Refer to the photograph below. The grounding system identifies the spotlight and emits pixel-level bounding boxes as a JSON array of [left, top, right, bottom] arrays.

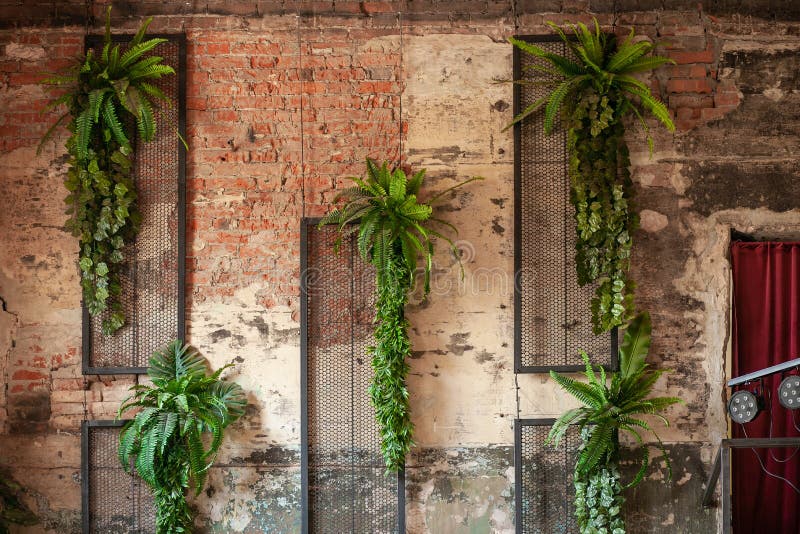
[[728, 389, 762, 424], [778, 376, 800, 409]]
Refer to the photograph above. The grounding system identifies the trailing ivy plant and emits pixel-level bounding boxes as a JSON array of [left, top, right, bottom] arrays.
[[118, 340, 246, 533], [508, 20, 675, 334], [546, 312, 681, 533], [41, 7, 175, 335], [320, 159, 481, 471]]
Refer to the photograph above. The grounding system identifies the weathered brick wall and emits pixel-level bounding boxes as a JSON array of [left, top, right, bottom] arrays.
[[2, 1, 800, 532]]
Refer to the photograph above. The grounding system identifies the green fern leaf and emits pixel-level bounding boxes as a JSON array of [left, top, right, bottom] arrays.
[[74, 108, 93, 161], [120, 37, 168, 69]]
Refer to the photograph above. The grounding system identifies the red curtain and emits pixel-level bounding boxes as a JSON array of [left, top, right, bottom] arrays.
[[731, 241, 800, 533]]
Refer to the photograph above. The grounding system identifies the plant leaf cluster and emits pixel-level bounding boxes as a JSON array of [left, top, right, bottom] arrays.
[[546, 312, 681, 533], [320, 159, 480, 471], [41, 7, 174, 335], [508, 20, 675, 333], [118, 340, 246, 533], [574, 460, 625, 534]]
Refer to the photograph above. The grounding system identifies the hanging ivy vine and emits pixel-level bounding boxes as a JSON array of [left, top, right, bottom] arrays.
[[40, 8, 175, 335], [508, 20, 675, 333], [320, 159, 481, 471]]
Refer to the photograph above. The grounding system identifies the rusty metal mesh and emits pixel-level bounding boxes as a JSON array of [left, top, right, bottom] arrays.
[[87, 424, 156, 533], [518, 421, 581, 533], [85, 36, 182, 371], [517, 38, 613, 369], [305, 224, 400, 533]]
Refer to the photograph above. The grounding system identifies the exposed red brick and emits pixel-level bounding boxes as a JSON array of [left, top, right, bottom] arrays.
[[12, 369, 48, 381]]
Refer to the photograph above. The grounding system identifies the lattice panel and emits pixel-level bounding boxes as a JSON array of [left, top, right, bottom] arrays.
[[82, 421, 156, 534], [514, 36, 616, 372], [302, 221, 403, 533], [83, 34, 185, 373], [515, 419, 581, 534]]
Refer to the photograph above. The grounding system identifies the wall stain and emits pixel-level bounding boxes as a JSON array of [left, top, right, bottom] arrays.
[[446, 333, 474, 356]]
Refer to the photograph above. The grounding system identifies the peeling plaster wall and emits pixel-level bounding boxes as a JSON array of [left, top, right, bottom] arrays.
[[2, 2, 800, 533]]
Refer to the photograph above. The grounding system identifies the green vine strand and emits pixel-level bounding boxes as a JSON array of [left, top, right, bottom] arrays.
[[568, 92, 637, 334], [41, 8, 174, 335], [369, 242, 414, 471]]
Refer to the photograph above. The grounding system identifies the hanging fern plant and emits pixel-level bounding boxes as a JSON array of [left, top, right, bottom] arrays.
[[118, 340, 246, 533], [508, 20, 675, 334], [547, 312, 681, 533], [40, 7, 176, 335], [320, 159, 481, 471]]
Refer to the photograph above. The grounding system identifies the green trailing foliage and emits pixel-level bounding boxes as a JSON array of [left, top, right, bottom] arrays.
[[320, 159, 481, 471], [546, 312, 681, 533], [0, 471, 39, 534], [508, 20, 675, 334], [40, 7, 175, 335], [117, 340, 246, 533]]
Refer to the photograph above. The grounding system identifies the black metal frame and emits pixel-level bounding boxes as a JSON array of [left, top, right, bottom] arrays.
[[515, 418, 579, 534], [82, 419, 154, 534], [81, 33, 186, 375], [300, 218, 405, 533], [512, 34, 618, 374], [702, 437, 800, 534]]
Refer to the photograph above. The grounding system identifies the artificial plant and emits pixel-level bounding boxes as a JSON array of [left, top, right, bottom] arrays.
[[546, 312, 681, 533], [41, 7, 176, 335], [117, 340, 246, 533], [320, 159, 481, 471], [0, 471, 38, 534], [508, 20, 675, 334]]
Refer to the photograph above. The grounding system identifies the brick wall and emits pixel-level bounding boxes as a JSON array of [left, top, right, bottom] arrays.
[[2, 2, 800, 532]]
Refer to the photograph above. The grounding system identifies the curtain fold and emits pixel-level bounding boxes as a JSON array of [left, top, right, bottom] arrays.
[[731, 241, 800, 534]]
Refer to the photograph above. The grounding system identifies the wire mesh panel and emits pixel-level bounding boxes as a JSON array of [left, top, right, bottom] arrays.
[[515, 419, 581, 534], [513, 36, 617, 373], [82, 421, 156, 534], [82, 34, 186, 374], [301, 219, 404, 533]]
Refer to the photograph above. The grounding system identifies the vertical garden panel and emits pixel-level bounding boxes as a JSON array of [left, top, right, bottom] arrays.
[[82, 421, 155, 534], [513, 35, 617, 373], [81, 33, 186, 374], [515, 419, 582, 534], [300, 219, 405, 533]]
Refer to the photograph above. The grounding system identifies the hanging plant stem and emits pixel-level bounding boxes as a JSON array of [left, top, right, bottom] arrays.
[[508, 20, 675, 333], [40, 7, 175, 335], [370, 242, 413, 471], [320, 159, 481, 470], [568, 103, 636, 333]]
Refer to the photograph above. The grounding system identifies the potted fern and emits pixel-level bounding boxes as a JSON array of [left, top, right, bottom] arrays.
[[117, 340, 246, 533], [508, 20, 675, 334], [547, 312, 681, 533], [41, 7, 177, 335], [320, 159, 480, 471]]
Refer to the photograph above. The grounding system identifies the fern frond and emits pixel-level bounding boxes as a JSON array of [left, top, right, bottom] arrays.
[[549, 371, 606, 409]]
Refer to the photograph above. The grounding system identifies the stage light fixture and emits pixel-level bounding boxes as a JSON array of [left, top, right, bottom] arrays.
[[728, 389, 762, 424], [778, 375, 800, 409]]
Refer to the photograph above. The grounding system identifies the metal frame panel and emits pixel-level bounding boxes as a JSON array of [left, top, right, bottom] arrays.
[[512, 34, 618, 374], [81, 33, 186, 375], [702, 437, 800, 534], [300, 218, 405, 533], [515, 418, 581, 534], [81, 420, 155, 534]]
